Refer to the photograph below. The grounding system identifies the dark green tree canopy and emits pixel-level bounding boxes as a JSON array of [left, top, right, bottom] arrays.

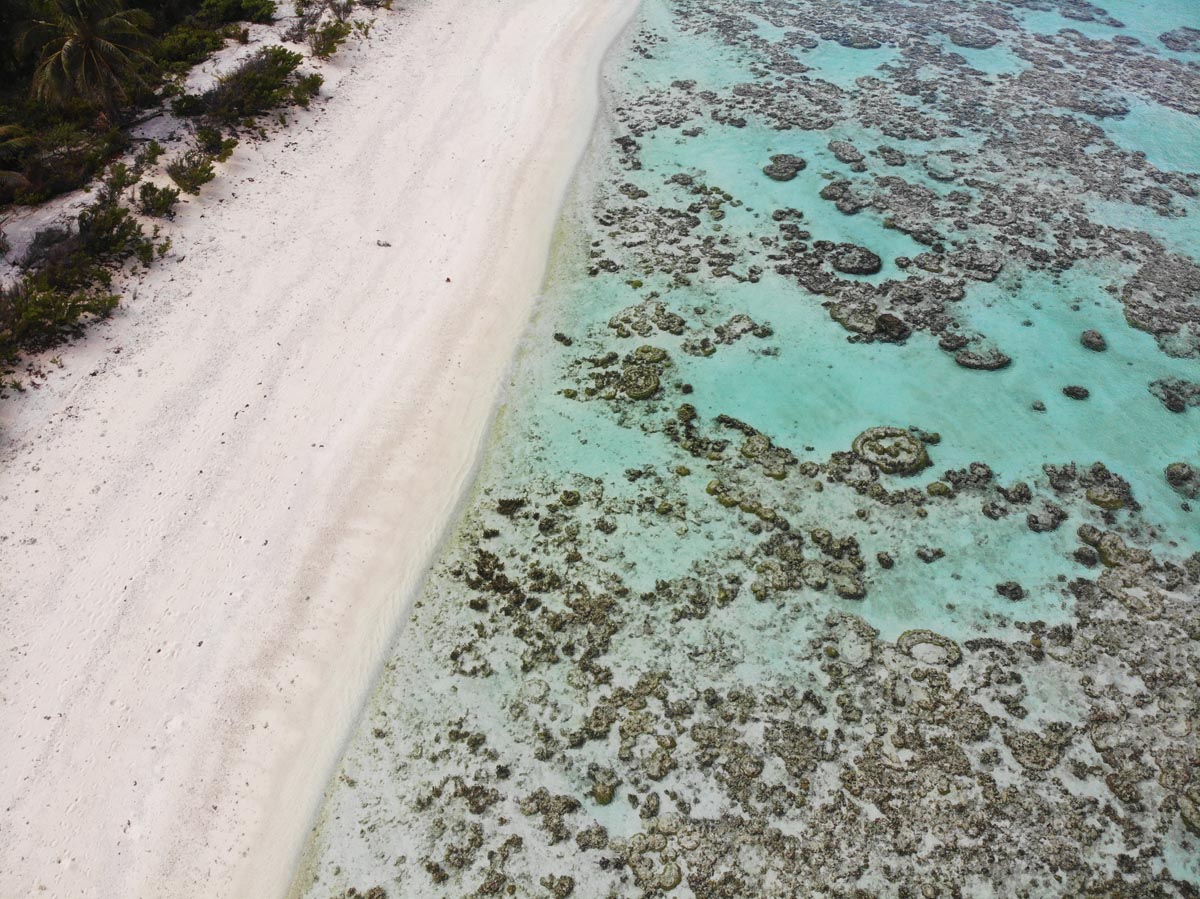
[[24, 0, 154, 117]]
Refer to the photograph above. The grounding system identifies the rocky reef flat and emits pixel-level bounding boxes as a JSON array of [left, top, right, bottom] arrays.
[[297, 0, 1200, 896]]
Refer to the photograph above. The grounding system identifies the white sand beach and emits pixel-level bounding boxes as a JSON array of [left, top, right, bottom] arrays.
[[0, 0, 637, 894]]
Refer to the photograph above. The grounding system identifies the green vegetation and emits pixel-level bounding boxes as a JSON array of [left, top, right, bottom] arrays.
[[25, 0, 155, 117], [156, 21, 225, 68], [195, 124, 236, 160], [174, 45, 306, 124], [1, 0, 366, 382], [2, 0, 200, 205], [292, 71, 323, 107], [1, 156, 169, 368], [165, 149, 213, 193], [137, 180, 179, 216], [0, 280, 118, 361], [308, 19, 350, 59], [196, 0, 274, 24]]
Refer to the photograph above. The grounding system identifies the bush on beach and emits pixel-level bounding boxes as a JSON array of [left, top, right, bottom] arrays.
[[138, 181, 181, 217], [198, 0, 276, 25], [173, 45, 306, 125], [0, 280, 118, 365], [195, 125, 238, 161], [1, 0, 362, 381], [292, 72, 323, 107], [308, 20, 351, 59], [1, 180, 167, 366], [156, 23, 228, 68], [166, 150, 216, 194]]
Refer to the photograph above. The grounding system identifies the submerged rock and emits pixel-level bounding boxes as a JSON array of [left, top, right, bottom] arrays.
[[1149, 378, 1200, 413], [620, 365, 661, 399], [851, 426, 932, 475], [949, 25, 1000, 49], [1181, 784, 1200, 837], [897, 629, 962, 666], [996, 581, 1026, 601], [830, 243, 882, 275], [1165, 462, 1200, 499], [828, 139, 864, 164], [1004, 723, 1073, 772], [955, 348, 1012, 371], [762, 154, 806, 181]]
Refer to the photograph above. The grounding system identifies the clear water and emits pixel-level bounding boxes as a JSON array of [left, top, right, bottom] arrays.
[[296, 1, 1200, 896]]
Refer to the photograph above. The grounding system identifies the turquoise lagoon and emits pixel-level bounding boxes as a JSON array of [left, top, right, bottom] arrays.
[[297, 1, 1200, 896]]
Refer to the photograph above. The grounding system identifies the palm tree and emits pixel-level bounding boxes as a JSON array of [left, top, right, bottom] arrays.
[[25, 0, 154, 119]]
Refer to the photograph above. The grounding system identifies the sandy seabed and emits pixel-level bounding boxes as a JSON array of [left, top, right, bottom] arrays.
[[0, 0, 639, 895]]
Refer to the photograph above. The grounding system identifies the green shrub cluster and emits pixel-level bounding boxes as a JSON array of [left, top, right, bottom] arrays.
[[292, 72, 323, 107], [175, 45, 305, 125], [1, 125, 130, 205], [0, 280, 119, 364], [195, 125, 238, 161], [138, 181, 180, 217], [166, 150, 216, 194], [0, 0, 291, 212], [198, 0, 276, 24], [308, 20, 351, 59], [1, 165, 169, 367], [135, 139, 165, 167], [1, 0, 363, 377], [157, 23, 227, 67]]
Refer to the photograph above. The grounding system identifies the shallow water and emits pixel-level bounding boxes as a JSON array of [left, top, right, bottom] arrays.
[[298, 1, 1200, 896]]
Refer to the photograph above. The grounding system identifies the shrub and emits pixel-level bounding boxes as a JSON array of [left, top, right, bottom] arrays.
[[166, 151, 216, 194], [283, 18, 307, 43], [199, 0, 276, 24], [157, 23, 226, 66], [0, 280, 118, 364], [80, 200, 153, 264], [171, 93, 208, 118], [138, 182, 181, 217], [195, 125, 239, 161], [14, 127, 129, 205], [176, 46, 305, 125], [308, 20, 351, 59], [135, 139, 166, 168], [292, 73, 323, 107], [101, 161, 141, 200], [21, 224, 74, 269]]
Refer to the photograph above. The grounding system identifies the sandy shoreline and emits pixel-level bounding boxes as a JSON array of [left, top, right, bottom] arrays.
[[0, 0, 638, 895]]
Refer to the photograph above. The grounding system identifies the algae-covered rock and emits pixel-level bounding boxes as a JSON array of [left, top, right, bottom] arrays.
[[621, 365, 661, 400], [995, 581, 1026, 601], [852, 426, 932, 475], [1181, 784, 1200, 837], [1003, 723, 1073, 772], [1086, 485, 1127, 510], [763, 153, 806, 181], [955, 348, 1012, 370], [830, 243, 882, 275], [828, 139, 865, 163], [1165, 461, 1199, 498], [897, 629, 962, 666], [832, 572, 866, 600]]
